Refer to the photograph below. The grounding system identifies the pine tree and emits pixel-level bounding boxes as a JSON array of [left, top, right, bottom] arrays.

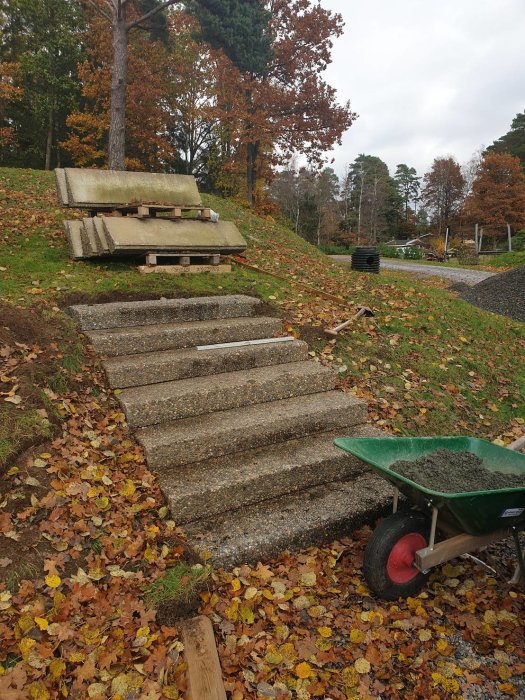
[[486, 112, 525, 169]]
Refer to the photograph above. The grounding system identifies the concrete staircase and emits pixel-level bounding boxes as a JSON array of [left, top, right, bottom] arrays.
[[69, 295, 392, 567]]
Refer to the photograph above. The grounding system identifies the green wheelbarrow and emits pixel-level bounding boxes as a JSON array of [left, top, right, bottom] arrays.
[[334, 436, 525, 600]]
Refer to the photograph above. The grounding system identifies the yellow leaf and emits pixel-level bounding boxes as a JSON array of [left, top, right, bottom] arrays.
[[19, 637, 36, 658], [27, 680, 50, 700], [354, 657, 371, 674], [308, 605, 326, 618], [119, 479, 136, 497], [136, 626, 150, 638], [18, 615, 34, 634], [347, 627, 365, 645], [143, 547, 157, 563], [68, 652, 86, 663], [244, 586, 258, 600], [34, 617, 48, 631], [264, 651, 283, 665], [316, 638, 332, 651], [162, 688, 180, 699], [231, 578, 241, 592], [295, 662, 315, 679], [225, 599, 239, 621], [300, 571, 316, 587], [95, 496, 110, 510], [88, 683, 107, 698], [498, 665, 512, 681], [45, 574, 61, 589], [279, 642, 296, 662], [49, 658, 66, 679], [317, 626, 332, 638], [239, 604, 254, 625], [419, 629, 432, 642]]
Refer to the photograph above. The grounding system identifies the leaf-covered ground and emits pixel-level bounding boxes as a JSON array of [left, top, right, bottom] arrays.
[[0, 168, 524, 698]]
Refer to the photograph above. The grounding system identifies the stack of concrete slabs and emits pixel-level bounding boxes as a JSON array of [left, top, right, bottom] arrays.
[[101, 217, 247, 255], [55, 168, 202, 209]]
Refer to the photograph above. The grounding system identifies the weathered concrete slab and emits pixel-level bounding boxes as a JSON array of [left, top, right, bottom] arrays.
[[159, 431, 370, 524], [63, 220, 86, 259], [55, 168, 69, 206], [103, 339, 309, 388], [101, 217, 247, 254], [80, 218, 100, 257], [69, 294, 263, 331], [90, 217, 111, 254], [118, 360, 337, 428], [63, 168, 202, 208], [86, 316, 282, 356], [183, 473, 393, 568], [137, 390, 368, 470]]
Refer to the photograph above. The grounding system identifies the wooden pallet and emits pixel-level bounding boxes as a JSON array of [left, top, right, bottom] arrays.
[[145, 252, 221, 267], [93, 204, 212, 220]]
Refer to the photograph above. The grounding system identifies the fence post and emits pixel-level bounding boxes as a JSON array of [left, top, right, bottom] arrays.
[[508, 223, 512, 252]]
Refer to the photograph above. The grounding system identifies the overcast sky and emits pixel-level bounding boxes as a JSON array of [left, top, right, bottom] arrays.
[[320, 0, 525, 178]]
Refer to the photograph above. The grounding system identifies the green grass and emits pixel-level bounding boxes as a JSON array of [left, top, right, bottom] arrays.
[[1, 166, 524, 447], [0, 406, 52, 466], [482, 250, 525, 268], [144, 563, 211, 607]]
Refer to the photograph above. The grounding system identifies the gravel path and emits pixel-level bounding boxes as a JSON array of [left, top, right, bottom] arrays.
[[330, 256, 495, 286]]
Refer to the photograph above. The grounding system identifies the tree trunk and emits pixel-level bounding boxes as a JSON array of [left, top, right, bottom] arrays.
[[45, 103, 54, 171], [246, 141, 259, 207], [108, 17, 128, 171]]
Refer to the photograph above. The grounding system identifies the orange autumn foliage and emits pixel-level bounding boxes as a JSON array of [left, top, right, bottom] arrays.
[[62, 13, 171, 171], [0, 62, 22, 147], [464, 152, 525, 229]]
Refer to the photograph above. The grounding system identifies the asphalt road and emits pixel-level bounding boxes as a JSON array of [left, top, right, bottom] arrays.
[[329, 256, 495, 286]]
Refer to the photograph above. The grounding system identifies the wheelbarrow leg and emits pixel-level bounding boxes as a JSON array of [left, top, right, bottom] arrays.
[[509, 528, 525, 589]]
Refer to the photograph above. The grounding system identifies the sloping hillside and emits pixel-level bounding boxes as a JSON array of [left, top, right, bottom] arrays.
[[1, 167, 523, 451]]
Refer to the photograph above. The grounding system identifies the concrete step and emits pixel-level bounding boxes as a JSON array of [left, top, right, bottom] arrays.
[[86, 316, 282, 357], [183, 473, 393, 568], [103, 340, 308, 388], [159, 426, 382, 525], [119, 361, 337, 428], [68, 294, 262, 331], [137, 390, 368, 470]]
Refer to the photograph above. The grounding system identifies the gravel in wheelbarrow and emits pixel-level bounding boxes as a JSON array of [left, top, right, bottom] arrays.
[[391, 448, 525, 493]]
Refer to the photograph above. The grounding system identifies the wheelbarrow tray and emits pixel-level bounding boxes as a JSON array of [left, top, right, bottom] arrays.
[[334, 436, 525, 536]]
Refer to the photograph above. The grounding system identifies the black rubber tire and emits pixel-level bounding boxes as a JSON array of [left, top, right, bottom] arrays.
[[363, 511, 431, 600]]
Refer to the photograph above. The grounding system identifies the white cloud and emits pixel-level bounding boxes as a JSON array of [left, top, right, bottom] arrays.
[[320, 0, 525, 177]]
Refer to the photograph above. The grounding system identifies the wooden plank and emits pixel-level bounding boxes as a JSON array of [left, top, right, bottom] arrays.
[[138, 264, 231, 275], [415, 530, 509, 570], [180, 616, 226, 700]]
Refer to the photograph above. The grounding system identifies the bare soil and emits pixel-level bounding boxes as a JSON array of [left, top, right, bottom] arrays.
[[391, 449, 525, 493]]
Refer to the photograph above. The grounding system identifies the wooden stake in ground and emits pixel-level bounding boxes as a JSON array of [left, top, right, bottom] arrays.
[[180, 616, 227, 700]]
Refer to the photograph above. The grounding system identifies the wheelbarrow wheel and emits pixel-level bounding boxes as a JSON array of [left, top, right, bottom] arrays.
[[363, 511, 431, 600]]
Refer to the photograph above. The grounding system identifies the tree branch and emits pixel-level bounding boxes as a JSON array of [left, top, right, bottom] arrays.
[[84, 0, 112, 21], [127, 0, 178, 29]]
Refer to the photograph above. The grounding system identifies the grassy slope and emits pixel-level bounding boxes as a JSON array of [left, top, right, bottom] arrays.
[[1, 167, 524, 449]]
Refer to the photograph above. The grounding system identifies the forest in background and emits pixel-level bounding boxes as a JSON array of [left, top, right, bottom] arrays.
[[0, 0, 524, 247]]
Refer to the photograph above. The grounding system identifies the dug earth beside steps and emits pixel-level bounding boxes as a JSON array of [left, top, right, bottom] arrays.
[[69, 293, 393, 568]]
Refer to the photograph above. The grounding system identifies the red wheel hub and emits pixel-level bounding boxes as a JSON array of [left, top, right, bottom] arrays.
[[386, 533, 427, 583]]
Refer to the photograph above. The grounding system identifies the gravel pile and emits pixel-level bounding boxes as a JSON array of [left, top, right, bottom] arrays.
[[391, 449, 525, 493], [461, 265, 525, 322]]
